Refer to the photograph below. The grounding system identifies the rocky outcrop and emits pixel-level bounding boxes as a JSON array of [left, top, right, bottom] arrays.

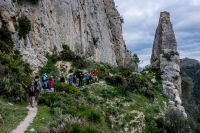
[[0, 0, 138, 70], [151, 11, 187, 117]]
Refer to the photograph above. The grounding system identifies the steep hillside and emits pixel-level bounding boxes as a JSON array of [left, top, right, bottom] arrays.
[[25, 47, 168, 132], [0, 0, 138, 70]]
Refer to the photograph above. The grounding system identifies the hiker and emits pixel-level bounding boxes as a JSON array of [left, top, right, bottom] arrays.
[[48, 76, 55, 92], [42, 73, 49, 89], [73, 74, 77, 85], [67, 75, 74, 85], [77, 72, 84, 87], [28, 76, 42, 108], [92, 69, 98, 82], [85, 71, 91, 85]]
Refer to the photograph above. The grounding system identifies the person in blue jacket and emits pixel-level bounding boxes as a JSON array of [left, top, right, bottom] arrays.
[[85, 71, 91, 85]]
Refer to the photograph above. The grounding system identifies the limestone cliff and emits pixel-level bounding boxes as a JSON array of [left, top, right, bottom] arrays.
[[0, 0, 138, 70], [151, 12, 187, 117]]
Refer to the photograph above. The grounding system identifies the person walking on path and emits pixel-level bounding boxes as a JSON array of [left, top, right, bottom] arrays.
[[42, 73, 49, 89], [77, 72, 84, 87], [28, 76, 42, 108], [92, 69, 98, 82], [68, 75, 74, 85], [85, 71, 91, 85], [48, 76, 55, 92]]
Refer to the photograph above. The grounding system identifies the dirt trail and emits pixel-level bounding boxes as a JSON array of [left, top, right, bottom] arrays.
[[11, 106, 38, 133]]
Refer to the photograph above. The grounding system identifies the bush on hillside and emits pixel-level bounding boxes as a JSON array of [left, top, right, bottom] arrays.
[[40, 54, 60, 77], [60, 48, 76, 61], [60, 45, 88, 69], [18, 16, 31, 40], [0, 26, 32, 101], [0, 40, 14, 53], [126, 73, 149, 91], [133, 54, 140, 63], [81, 109, 101, 123], [0, 25, 14, 53], [105, 75, 125, 87], [163, 109, 190, 133], [54, 82, 81, 95], [143, 67, 162, 81], [38, 93, 61, 107], [0, 51, 32, 101]]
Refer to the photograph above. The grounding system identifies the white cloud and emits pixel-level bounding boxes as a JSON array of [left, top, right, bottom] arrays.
[[114, 0, 200, 67]]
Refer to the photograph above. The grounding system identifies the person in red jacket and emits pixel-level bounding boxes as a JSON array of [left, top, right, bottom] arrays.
[[92, 69, 98, 82], [48, 76, 55, 92]]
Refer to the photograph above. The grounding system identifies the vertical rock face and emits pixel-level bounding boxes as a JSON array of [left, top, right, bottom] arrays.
[[0, 0, 138, 70], [151, 12, 177, 68], [151, 12, 187, 117]]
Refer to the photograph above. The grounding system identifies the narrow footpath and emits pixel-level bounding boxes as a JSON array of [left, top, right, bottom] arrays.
[[11, 106, 38, 133]]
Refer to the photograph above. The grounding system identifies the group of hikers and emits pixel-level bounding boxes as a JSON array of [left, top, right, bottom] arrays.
[[28, 69, 99, 107]]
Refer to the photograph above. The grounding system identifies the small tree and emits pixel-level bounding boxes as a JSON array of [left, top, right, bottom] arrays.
[[164, 109, 190, 133], [18, 16, 31, 40]]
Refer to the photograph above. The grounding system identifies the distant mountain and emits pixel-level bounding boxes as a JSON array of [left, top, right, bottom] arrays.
[[181, 58, 200, 103], [180, 58, 200, 132]]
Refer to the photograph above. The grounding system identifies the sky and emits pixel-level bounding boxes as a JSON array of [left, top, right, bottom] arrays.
[[114, 0, 200, 67]]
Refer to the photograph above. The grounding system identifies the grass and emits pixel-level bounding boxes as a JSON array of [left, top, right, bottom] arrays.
[[0, 98, 28, 133], [26, 106, 53, 133], [23, 81, 167, 133]]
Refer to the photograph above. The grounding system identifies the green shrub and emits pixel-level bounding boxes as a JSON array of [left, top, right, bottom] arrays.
[[106, 106, 118, 116], [0, 25, 14, 43], [67, 124, 100, 133], [60, 45, 88, 69], [0, 25, 14, 53], [126, 74, 146, 91], [133, 54, 140, 63], [54, 82, 68, 92], [81, 109, 101, 123], [0, 41, 14, 53], [60, 49, 76, 61], [162, 51, 179, 61], [38, 93, 61, 107], [66, 84, 82, 95], [72, 57, 88, 69], [138, 88, 155, 101], [18, 16, 31, 40], [105, 75, 125, 87], [39, 54, 60, 77], [143, 67, 162, 81], [163, 109, 190, 133], [54, 82, 81, 95], [0, 26, 32, 101], [0, 52, 32, 100]]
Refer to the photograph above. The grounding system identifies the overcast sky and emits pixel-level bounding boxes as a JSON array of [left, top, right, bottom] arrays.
[[114, 0, 200, 67]]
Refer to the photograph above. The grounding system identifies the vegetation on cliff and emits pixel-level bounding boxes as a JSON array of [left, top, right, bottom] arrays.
[[18, 16, 31, 40], [0, 25, 32, 101]]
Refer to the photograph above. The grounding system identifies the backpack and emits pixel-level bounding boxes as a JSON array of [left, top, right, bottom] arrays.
[[34, 81, 39, 91], [29, 81, 39, 93], [42, 75, 47, 82]]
